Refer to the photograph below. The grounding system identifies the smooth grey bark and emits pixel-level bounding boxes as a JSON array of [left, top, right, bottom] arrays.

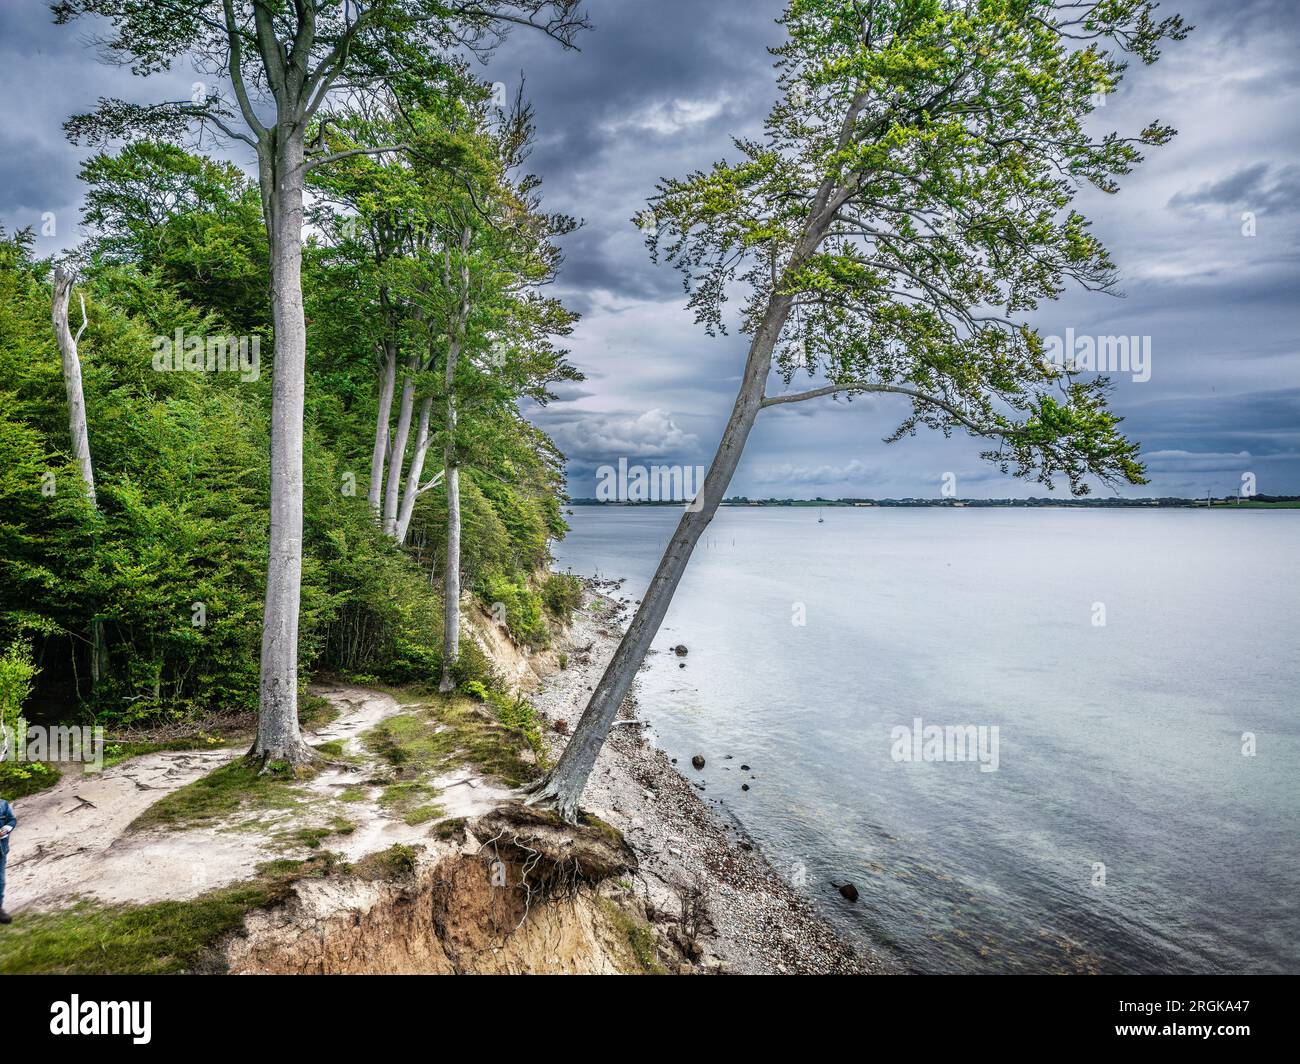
[[253, 130, 314, 764], [383, 350, 419, 536], [438, 458, 461, 693], [393, 393, 434, 545], [525, 295, 791, 819], [437, 230, 471, 692], [436, 332, 465, 692], [51, 268, 96, 506], [368, 336, 398, 516], [527, 163, 851, 818]]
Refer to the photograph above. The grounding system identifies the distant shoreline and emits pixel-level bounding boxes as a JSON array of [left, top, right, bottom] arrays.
[[566, 496, 1300, 509]]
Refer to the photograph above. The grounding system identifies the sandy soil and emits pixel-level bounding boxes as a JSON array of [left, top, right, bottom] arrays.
[[531, 584, 879, 974], [5, 602, 879, 974], [4, 683, 509, 912]]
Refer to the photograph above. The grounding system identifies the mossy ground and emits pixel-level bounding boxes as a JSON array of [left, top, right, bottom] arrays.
[[128, 758, 308, 832], [599, 897, 667, 975], [0, 854, 339, 975]]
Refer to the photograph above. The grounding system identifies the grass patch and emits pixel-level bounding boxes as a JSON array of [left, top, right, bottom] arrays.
[[0, 855, 337, 975], [272, 816, 355, 851], [298, 693, 340, 729], [600, 898, 666, 975], [129, 758, 306, 833], [100, 733, 229, 771], [377, 780, 443, 825], [350, 844, 420, 881]]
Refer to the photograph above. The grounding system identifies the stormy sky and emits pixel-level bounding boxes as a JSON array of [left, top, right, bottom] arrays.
[[3, 0, 1297, 499]]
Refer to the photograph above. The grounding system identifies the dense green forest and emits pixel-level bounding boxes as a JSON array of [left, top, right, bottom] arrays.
[[0, 76, 583, 757]]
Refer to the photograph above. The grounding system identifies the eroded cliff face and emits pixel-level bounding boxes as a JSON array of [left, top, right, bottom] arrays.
[[465, 598, 561, 692], [223, 807, 655, 976]]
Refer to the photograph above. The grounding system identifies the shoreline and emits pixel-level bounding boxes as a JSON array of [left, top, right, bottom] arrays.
[[529, 579, 881, 974]]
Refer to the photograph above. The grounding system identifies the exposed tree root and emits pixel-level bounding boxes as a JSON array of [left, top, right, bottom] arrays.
[[523, 773, 582, 825], [243, 739, 320, 776]]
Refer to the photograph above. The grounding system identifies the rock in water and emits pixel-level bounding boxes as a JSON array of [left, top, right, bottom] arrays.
[[672, 644, 689, 656], [691, 755, 706, 770], [838, 882, 859, 903]]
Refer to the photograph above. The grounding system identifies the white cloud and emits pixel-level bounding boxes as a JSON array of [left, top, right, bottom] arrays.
[[550, 408, 699, 461]]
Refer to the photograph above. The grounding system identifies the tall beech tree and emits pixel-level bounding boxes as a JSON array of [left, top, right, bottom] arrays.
[[54, 0, 587, 766], [314, 91, 577, 685], [528, 0, 1190, 820]]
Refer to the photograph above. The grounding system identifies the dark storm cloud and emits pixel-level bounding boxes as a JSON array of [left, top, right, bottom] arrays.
[[1169, 163, 1300, 214], [3, 0, 1297, 498]]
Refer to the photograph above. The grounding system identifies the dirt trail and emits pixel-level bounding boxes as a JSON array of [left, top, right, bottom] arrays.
[[5, 683, 510, 912]]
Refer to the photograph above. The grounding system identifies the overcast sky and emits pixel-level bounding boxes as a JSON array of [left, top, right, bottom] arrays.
[[3, 0, 1297, 499]]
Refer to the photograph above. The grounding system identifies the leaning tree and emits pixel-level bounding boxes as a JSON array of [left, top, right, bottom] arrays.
[[54, 0, 587, 766], [527, 0, 1190, 820]]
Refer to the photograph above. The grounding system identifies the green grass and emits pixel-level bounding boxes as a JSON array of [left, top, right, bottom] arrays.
[[272, 816, 356, 851], [100, 733, 230, 770], [350, 844, 419, 881], [0, 856, 336, 974], [599, 898, 666, 975], [129, 758, 307, 832]]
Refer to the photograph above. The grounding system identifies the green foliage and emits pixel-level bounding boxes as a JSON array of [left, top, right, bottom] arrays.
[[644, 0, 1188, 495], [541, 572, 583, 624], [480, 571, 548, 649], [0, 638, 38, 734], [0, 635, 60, 797]]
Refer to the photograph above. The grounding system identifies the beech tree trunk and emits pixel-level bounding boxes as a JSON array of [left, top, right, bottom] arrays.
[[253, 130, 314, 765], [383, 351, 419, 536], [437, 342, 462, 692], [51, 268, 96, 506], [394, 394, 434, 545], [528, 293, 795, 821], [368, 337, 398, 517]]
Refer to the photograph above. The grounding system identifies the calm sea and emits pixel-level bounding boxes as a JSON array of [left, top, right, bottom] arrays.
[[552, 506, 1300, 973]]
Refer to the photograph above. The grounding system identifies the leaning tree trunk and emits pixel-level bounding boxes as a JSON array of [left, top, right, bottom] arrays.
[[253, 130, 315, 766], [368, 337, 398, 517], [527, 294, 794, 821], [51, 268, 96, 506]]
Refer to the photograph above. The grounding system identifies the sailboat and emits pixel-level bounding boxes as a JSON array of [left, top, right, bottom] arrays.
[[818, 507, 825, 523]]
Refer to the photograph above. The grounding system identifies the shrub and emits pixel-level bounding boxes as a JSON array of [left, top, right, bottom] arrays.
[[541, 572, 583, 624]]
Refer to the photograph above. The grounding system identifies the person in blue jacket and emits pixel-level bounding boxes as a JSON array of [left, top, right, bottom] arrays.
[[0, 796, 15, 923]]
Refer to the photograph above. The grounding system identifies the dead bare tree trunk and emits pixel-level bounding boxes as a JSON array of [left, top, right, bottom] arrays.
[[51, 268, 96, 506], [52, 266, 107, 686], [252, 130, 315, 766]]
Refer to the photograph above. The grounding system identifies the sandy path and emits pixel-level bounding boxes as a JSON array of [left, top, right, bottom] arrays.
[[5, 683, 509, 912]]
